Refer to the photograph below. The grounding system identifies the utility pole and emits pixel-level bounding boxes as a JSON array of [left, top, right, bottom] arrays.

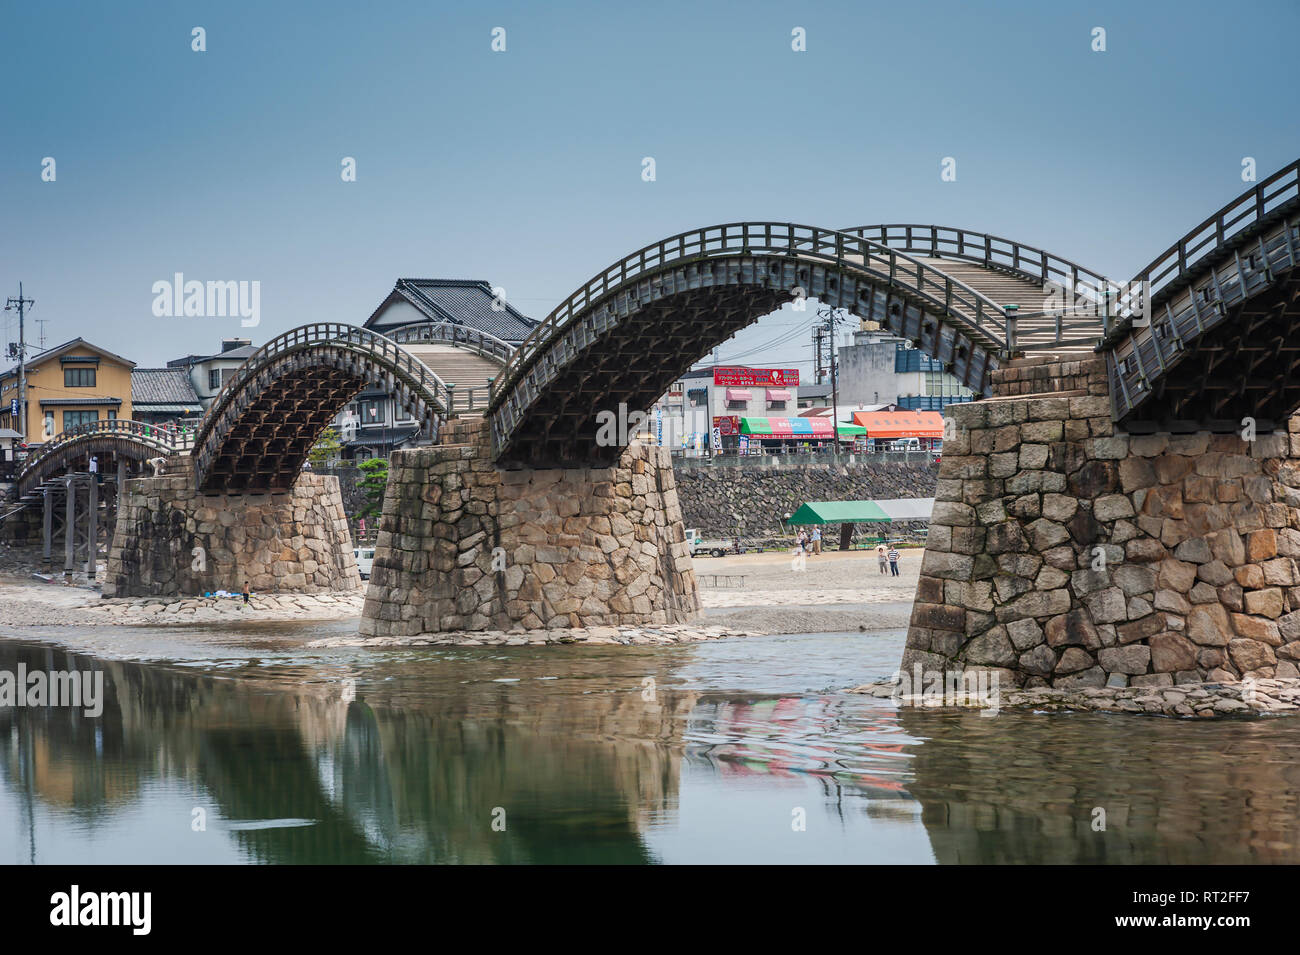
[[820, 305, 845, 455], [5, 283, 34, 441], [811, 326, 823, 383]]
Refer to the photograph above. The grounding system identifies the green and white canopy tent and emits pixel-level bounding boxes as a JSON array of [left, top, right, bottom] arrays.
[[787, 499, 935, 524], [787, 498, 935, 550]]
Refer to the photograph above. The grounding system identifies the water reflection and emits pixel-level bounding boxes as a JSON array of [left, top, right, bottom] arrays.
[[898, 707, 1300, 864], [0, 642, 705, 863], [2, 636, 1300, 863]]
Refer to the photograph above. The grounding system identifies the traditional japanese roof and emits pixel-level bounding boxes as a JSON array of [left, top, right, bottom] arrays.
[[365, 279, 539, 343], [132, 367, 203, 408]]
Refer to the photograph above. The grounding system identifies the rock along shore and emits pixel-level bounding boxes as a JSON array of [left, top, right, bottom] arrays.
[[308, 622, 762, 648], [0, 584, 365, 629], [850, 674, 1300, 718]]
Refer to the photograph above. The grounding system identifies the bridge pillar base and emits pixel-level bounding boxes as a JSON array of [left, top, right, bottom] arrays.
[[360, 418, 700, 636], [105, 456, 361, 597], [0, 505, 44, 546], [905, 357, 1300, 689]]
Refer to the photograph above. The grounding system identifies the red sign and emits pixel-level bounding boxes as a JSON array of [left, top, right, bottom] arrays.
[[713, 415, 740, 436], [712, 366, 799, 387]]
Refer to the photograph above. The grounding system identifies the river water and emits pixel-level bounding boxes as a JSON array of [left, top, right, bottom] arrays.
[[2, 621, 1299, 864]]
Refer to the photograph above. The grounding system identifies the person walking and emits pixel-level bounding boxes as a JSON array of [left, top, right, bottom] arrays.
[[876, 542, 888, 575], [888, 546, 900, 577], [811, 525, 822, 555], [242, 580, 251, 605], [796, 529, 807, 553]]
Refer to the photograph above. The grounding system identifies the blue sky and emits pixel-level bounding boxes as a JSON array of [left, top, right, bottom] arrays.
[[2, 0, 1297, 376]]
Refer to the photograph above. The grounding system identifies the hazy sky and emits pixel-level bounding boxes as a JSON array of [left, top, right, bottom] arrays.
[[3, 0, 1297, 378]]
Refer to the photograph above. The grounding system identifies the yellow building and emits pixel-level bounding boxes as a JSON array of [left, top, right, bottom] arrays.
[[0, 338, 135, 443]]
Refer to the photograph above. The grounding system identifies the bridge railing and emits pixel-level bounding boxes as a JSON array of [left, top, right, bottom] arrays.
[[487, 222, 1012, 406], [193, 322, 455, 457], [1107, 159, 1300, 334], [843, 223, 1112, 304], [14, 418, 194, 489], [845, 223, 1116, 351], [383, 321, 516, 364]]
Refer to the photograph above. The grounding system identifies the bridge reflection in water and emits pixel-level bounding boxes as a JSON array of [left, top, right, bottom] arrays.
[[3, 639, 1300, 864]]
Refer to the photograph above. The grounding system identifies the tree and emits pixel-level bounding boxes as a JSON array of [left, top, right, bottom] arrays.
[[358, 457, 389, 518], [308, 426, 343, 469]]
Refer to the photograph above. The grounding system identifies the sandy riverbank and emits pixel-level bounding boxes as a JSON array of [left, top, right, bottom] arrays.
[[694, 547, 921, 633], [0, 547, 921, 636]]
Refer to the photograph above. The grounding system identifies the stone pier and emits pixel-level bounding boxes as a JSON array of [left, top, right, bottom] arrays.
[[904, 355, 1300, 688], [359, 417, 700, 636], [105, 455, 361, 596]]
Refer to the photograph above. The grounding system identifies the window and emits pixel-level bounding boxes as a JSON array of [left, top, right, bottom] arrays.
[[44, 412, 54, 438], [107, 410, 117, 420], [64, 410, 97, 429], [64, 367, 96, 388], [358, 399, 384, 426], [208, 367, 235, 391]]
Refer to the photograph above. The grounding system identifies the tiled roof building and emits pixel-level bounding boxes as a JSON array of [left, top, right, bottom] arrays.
[[131, 367, 203, 422], [364, 279, 538, 344]]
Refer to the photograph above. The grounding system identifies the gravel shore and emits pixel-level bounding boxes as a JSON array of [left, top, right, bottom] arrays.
[[0, 575, 364, 627]]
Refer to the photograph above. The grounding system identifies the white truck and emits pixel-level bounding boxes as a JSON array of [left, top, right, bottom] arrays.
[[353, 546, 375, 579], [684, 528, 735, 558]]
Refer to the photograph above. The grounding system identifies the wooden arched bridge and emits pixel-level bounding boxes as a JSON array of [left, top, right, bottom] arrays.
[[14, 419, 194, 500], [1100, 159, 1300, 432], [483, 158, 1299, 466], [8, 323, 488, 513], [191, 323, 455, 492], [483, 221, 1113, 467], [8, 157, 1297, 488]]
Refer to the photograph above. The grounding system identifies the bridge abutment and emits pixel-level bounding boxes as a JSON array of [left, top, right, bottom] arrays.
[[105, 455, 361, 597], [359, 417, 700, 636], [905, 356, 1300, 688]]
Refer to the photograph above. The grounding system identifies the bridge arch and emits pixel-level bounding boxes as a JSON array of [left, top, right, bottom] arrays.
[[486, 222, 1027, 467], [383, 321, 514, 414], [1101, 158, 1300, 430], [15, 420, 191, 498], [192, 323, 452, 492]]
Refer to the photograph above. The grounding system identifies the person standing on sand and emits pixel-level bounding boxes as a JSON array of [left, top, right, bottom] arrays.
[[888, 546, 900, 577], [877, 542, 888, 575], [811, 525, 822, 555], [242, 581, 251, 605]]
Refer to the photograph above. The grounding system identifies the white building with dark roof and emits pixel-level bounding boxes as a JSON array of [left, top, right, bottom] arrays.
[[166, 338, 256, 409]]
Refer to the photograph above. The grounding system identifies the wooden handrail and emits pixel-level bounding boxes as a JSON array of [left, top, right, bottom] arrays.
[[486, 222, 1012, 409], [192, 323, 453, 459], [13, 419, 193, 494]]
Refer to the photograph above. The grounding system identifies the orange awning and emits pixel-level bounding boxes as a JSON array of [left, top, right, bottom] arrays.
[[852, 410, 944, 439]]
